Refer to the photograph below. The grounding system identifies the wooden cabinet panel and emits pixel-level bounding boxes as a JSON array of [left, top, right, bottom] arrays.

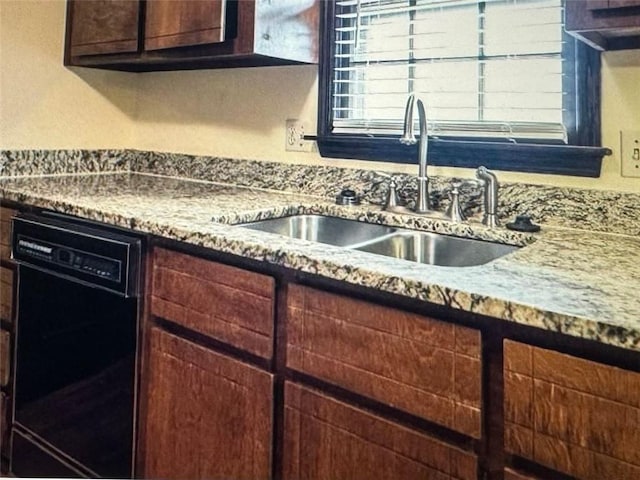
[[69, 0, 140, 57], [0, 330, 9, 388], [283, 382, 477, 480], [0, 207, 16, 263], [286, 285, 482, 438], [151, 247, 275, 359], [0, 392, 9, 460], [145, 0, 226, 51], [0, 267, 13, 322], [504, 340, 640, 479], [504, 468, 542, 480], [587, 0, 612, 9], [142, 327, 273, 480], [565, 0, 640, 50], [607, 0, 640, 9]]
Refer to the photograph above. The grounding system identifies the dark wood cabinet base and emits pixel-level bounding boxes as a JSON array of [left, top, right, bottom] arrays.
[[137, 239, 640, 480]]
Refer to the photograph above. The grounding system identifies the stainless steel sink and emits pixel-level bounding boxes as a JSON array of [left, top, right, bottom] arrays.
[[240, 214, 396, 247], [354, 231, 519, 267], [239, 214, 519, 267]]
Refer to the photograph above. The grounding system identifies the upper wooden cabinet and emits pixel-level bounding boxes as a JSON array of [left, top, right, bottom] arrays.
[[565, 0, 640, 50], [144, 0, 226, 51], [64, 0, 319, 71], [68, 0, 139, 57]]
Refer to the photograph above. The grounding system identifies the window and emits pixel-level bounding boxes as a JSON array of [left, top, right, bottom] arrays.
[[317, 0, 609, 177]]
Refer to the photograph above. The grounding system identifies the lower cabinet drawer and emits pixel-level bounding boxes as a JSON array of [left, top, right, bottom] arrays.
[[0, 266, 14, 322], [283, 382, 478, 480], [286, 284, 482, 438], [151, 247, 275, 359], [504, 340, 640, 479]]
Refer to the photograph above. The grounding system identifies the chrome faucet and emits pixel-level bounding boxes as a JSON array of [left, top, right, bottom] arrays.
[[400, 94, 431, 214], [476, 166, 499, 227]]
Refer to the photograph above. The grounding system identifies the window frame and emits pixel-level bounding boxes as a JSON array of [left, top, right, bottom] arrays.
[[316, 0, 610, 177]]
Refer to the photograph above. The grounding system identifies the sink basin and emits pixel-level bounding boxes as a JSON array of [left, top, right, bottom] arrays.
[[240, 214, 396, 247], [354, 231, 519, 267], [240, 214, 519, 267]]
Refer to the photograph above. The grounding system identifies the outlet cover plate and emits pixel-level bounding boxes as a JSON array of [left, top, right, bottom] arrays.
[[621, 130, 640, 178], [285, 119, 313, 152]]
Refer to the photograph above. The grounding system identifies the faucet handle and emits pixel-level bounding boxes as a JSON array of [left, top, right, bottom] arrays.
[[445, 179, 466, 222], [384, 179, 401, 209], [383, 178, 412, 213]]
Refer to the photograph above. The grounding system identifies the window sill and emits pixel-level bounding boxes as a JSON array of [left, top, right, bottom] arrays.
[[317, 135, 611, 178]]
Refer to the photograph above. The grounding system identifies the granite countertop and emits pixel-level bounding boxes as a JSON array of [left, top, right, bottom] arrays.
[[1, 172, 639, 353]]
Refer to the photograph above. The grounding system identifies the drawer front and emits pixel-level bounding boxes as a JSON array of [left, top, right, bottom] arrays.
[[286, 284, 482, 438], [504, 340, 640, 479], [0, 207, 17, 263], [284, 381, 478, 480], [0, 266, 14, 322], [0, 330, 10, 388], [151, 248, 275, 360]]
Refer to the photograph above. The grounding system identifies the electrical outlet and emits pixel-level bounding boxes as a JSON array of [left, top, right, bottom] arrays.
[[621, 130, 640, 178], [285, 119, 313, 152]]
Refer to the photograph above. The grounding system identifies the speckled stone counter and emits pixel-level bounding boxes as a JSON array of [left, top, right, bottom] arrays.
[[1, 172, 639, 354], [3, 149, 640, 236]]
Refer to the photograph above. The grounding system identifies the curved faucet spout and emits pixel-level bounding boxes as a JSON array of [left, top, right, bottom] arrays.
[[400, 94, 431, 213], [400, 95, 417, 145]]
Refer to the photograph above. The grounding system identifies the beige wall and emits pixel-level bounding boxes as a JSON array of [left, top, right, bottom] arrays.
[[0, 0, 137, 149], [1, 0, 639, 192]]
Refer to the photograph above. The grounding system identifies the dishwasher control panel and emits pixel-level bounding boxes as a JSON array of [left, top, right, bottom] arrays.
[[12, 213, 141, 297], [16, 236, 122, 282]]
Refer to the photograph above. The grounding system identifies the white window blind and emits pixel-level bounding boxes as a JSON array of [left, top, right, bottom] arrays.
[[332, 0, 567, 142]]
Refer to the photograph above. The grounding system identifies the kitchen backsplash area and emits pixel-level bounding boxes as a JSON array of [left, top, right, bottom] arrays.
[[0, 149, 133, 176], [2, 149, 639, 236]]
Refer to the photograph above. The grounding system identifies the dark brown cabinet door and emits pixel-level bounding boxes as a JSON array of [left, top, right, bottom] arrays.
[[504, 340, 640, 479], [68, 0, 140, 57], [283, 382, 478, 480], [145, 0, 226, 51], [141, 328, 273, 480]]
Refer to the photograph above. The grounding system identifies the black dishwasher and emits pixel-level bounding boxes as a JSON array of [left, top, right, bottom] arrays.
[[10, 212, 142, 478]]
